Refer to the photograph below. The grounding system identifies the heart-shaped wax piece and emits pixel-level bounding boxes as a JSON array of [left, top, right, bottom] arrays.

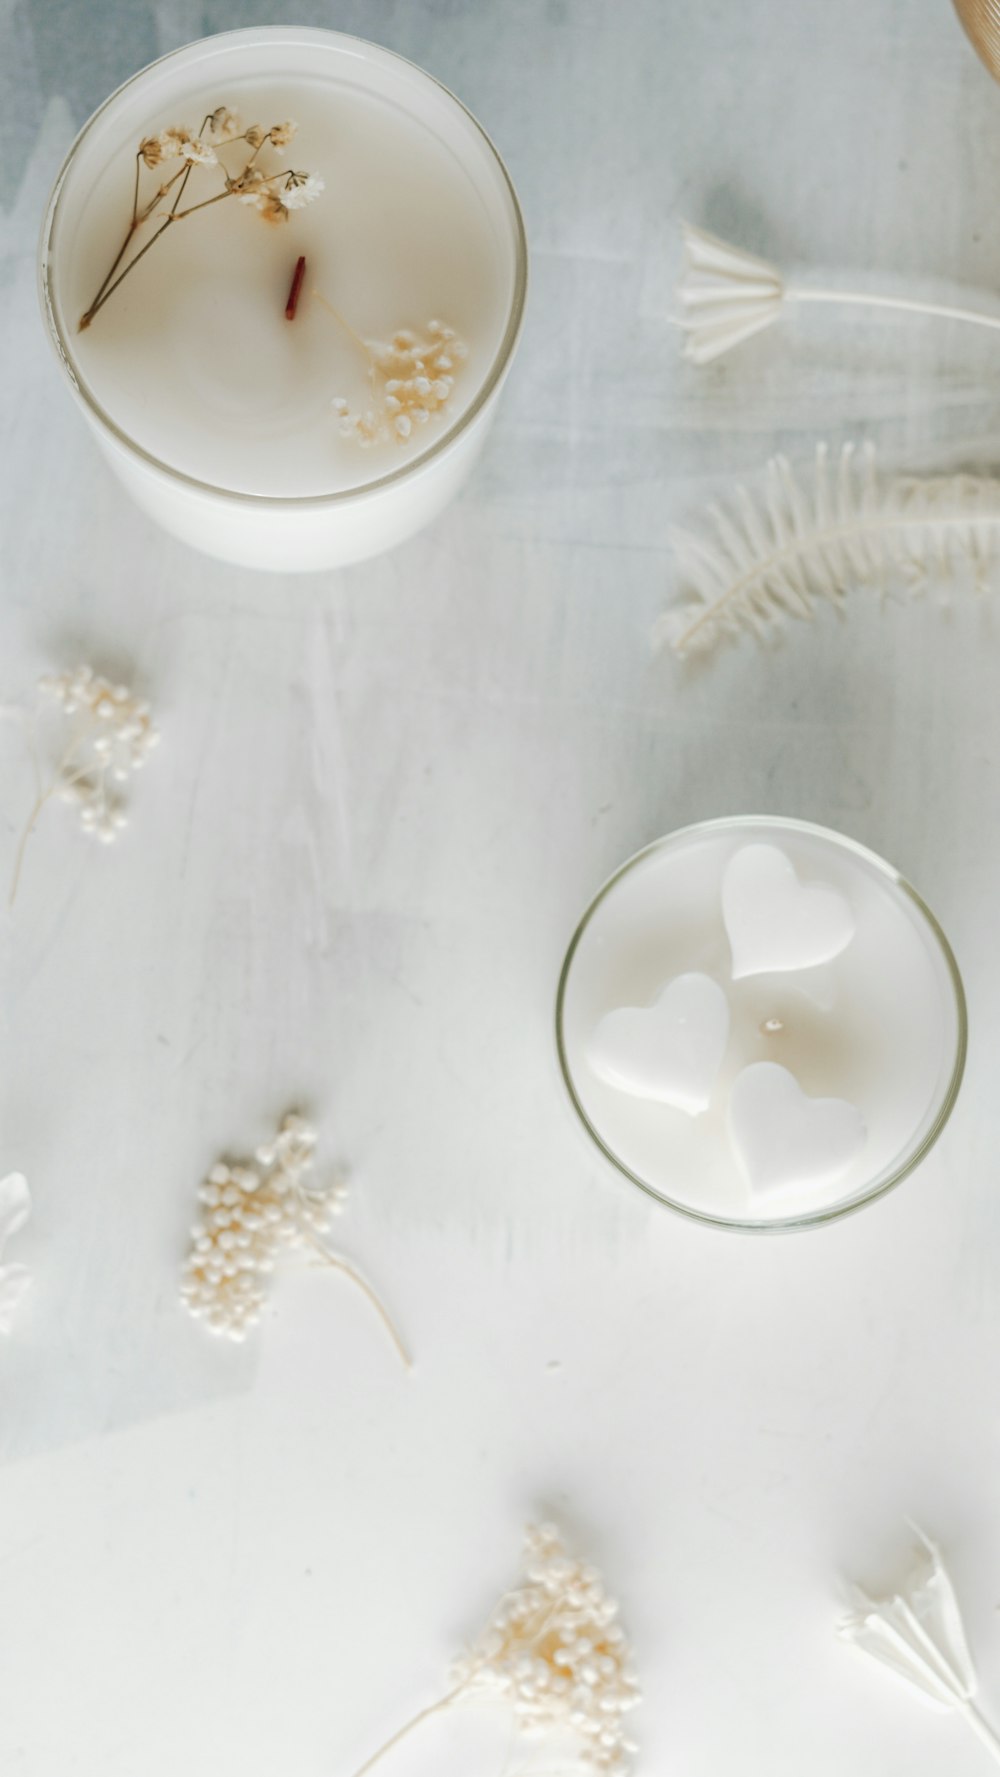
[[722, 842, 855, 979], [728, 1061, 866, 1200], [587, 972, 730, 1115]]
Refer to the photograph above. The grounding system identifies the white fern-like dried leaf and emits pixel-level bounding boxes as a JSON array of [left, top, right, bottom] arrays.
[[658, 442, 1000, 656], [839, 1526, 1000, 1767]]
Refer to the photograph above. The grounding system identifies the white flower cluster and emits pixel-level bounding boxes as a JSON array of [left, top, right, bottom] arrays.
[[333, 320, 467, 445], [40, 664, 158, 845], [140, 125, 218, 169], [453, 1524, 640, 1776], [238, 166, 325, 223], [179, 1113, 347, 1342]]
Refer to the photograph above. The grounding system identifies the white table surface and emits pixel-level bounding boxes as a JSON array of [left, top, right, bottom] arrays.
[[4, 1, 1000, 1772]]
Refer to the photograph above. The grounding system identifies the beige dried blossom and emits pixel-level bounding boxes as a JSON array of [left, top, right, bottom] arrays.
[[207, 105, 242, 143], [9, 664, 159, 904], [179, 1112, 410, 1366], [349, 1523, 640, 1777], [80, 104, 324, 329], [331, 319, 467, 447]]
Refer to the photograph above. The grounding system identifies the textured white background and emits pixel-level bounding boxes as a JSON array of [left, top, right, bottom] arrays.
[[4, 1, 1000, 1772]]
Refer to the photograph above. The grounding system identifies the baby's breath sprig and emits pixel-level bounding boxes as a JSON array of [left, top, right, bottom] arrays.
[[350, 1524, 640, 1777], [79, 107, 324, 331], [313, 291, 467, 447], [179, 1112, 410, 1368], [9, 665, 158, 906]]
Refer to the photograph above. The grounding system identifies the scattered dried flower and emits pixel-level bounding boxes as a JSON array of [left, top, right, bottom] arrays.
[[350, 1523, 639, 1777], [79, 106, 323, 330], [658, 441, 1000, 656], [9, 665, 158, 905], [328, 316, 467, 447], [0, 1173, 31, 1336], [179, 1112, 410, 1367], [839, 1525, 1000, 1767], [676, 220, 1000, 366]]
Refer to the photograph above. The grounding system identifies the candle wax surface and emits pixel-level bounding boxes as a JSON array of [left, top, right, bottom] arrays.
[[59, 78, 513, 496], [559, 824, 960, 1222]]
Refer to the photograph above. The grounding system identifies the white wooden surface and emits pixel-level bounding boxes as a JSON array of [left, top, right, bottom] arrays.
[[5, 2, 1000, 1772]]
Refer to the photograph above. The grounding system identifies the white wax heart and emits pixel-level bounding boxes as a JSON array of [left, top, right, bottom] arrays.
[[722, 842, 856, 979], [728, 1061, 866, 1200], [587, 972, 730, 1115]]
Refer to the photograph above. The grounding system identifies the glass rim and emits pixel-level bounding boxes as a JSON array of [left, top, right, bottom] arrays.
[[555, 815, 968, 1235], [37, 24, 528, 509]]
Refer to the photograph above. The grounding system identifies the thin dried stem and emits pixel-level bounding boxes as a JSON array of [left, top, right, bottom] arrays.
[[312, 287, 381, 405], [349, 1684, 468, 1777], [299, 1210, 411, 1371]]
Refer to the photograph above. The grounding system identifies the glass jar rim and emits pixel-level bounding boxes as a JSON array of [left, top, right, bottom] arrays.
[[555, 815, 968, 1234], [37, 25, 528, 509]]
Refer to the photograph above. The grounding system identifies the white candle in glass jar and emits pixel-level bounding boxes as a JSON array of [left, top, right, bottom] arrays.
[[39, 28, 526, 571], [556, 817, 966, 1230]]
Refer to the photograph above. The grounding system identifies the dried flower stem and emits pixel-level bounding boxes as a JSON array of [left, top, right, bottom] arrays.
[[295, 1202, 412, 1371], [78, 110, 323, 330], [349, 1684, 469, 1777], [792, 286, 1000, 334]]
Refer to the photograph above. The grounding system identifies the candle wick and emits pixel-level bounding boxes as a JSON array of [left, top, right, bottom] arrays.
[[285, 254, 307, 321]]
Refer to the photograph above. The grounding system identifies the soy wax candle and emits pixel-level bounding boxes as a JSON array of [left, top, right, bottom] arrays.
[[39, 28, 526, 570], [556, 817, 966, 1231]]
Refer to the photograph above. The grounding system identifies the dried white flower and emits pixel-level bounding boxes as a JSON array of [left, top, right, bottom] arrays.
[[839, 1526, 1000, 1766], [207, 106, 243, 144], [350, 1523, 639, 1777], [332, 319, 467, 447], [179, 1112, 409, 1366], [9, 665, 159, 904], [0, 1173, 32, 1335], [268, 120, 297, 151], [676, 220, 1000, 365], [675, 222, 785, 364], [279, 171, 325, 210]]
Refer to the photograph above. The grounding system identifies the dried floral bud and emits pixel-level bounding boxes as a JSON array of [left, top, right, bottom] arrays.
[[244, 123, 266, 149], [207, 106, 242, 143], [139, 135, 165, 168], [179, 1114, 408, 1365], [268, 120, 297, 150]]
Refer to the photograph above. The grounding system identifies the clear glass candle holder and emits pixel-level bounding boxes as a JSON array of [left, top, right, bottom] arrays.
[[556, 816, 967, 1233], [38, 27, 527, 572]]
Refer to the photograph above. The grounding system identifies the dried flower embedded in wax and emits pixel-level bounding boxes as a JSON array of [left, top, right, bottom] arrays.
[[9, 664, 158, 904], [330, 319, 468, 447], [79, 107, 324, 330], [179, 1111, 410, 1367], [349, 1523, 640, 1777]]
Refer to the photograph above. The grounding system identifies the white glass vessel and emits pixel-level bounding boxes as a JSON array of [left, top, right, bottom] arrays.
[[39, 28, 527, 571], [557, 817, 967, 1232]]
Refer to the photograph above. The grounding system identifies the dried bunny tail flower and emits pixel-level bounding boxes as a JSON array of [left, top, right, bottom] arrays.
[[179, 1112, 410, 1366], [268, 119, 297, 150], [349, 1523, 640, 1777], [10, 665, 159, 904]]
